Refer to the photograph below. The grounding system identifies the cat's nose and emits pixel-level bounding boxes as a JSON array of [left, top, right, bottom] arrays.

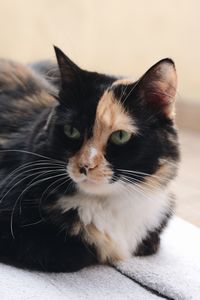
[[79, 163, 97, 175], [79, 166, 87, 175]]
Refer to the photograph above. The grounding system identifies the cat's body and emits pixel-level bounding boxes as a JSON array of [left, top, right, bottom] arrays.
[[0, 48, 179, 272]]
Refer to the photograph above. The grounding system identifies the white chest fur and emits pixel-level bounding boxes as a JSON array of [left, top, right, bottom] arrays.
[[56, 184, 170, 263]]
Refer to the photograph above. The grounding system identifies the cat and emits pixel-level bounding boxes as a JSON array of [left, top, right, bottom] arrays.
[[0, 47, 179, 272]]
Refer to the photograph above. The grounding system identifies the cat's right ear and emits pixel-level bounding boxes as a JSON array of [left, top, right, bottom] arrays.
[[135, 58, 177, 119], [54, 46, 82, 87]]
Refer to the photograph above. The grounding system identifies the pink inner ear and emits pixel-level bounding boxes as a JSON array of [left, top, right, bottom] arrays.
[[141, 60, 177, 118], [144, 82, 176, 118], [148, 80, 176, 104]]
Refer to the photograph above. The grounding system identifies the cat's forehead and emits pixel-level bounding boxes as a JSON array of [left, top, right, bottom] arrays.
[[70, 86, 138, 164], [76, 86, 137, 151], [95, 88, 136, 134]]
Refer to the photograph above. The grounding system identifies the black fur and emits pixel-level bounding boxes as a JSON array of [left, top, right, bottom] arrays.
[[0, 48, 179, 272]]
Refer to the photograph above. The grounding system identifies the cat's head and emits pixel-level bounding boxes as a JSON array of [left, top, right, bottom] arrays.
[[49, 47, 179, 196]]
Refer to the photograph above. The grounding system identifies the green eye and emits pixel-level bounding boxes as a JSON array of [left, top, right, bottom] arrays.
[[64, 124, 81, 140], [110, 130, 132, 145]]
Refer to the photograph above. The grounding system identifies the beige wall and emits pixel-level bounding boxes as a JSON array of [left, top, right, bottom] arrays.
[[0, 0, 199, 102]]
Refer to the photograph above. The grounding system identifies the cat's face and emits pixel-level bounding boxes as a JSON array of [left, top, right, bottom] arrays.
[[50, 47, 179, 196], [66, 86, 137, 195]]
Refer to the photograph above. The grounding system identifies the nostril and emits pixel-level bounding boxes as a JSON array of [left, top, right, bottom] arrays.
[[80, 166, 87, 175]]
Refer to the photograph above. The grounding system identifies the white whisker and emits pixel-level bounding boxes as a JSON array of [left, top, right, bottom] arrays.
[[2, 164, 66, 193], [21, 219, 43, 227], [0, 149, 64, 164], [0, 160, 66, 197], [0, 168, 65, 204], [119, 173, 161, 190], [118, 178, 153, 202], [117, 168, 170, 181], [39, 176, 71, 204], [10, 172, 67, 238]]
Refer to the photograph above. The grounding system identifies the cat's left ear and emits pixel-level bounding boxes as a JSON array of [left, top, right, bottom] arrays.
[[137, 58, 177, 119], [54, 46, 83, 87]]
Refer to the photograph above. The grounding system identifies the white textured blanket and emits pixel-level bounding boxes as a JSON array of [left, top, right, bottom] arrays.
[[116, 217, 200, 300], [0, 217, 199, 300]]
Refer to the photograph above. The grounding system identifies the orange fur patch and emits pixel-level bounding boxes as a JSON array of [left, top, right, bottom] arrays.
[[0, 60, 30, 89], [68, 89, 137, 182], [83, 223, 125, 263], [0, 59, 56, 108], [0, 137, 9, 145], [69, 221, 125, 263], [141, 159, 177, 191], [112, 78, 134, 86]]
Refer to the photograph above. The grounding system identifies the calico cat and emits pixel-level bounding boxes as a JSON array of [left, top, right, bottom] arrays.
[[0, 47, 179, 272]]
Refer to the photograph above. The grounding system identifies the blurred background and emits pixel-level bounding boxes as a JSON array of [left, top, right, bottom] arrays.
[[0, 0, 199, 225]]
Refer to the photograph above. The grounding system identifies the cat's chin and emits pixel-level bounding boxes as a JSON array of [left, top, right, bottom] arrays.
[[77, 179, 118, 196]]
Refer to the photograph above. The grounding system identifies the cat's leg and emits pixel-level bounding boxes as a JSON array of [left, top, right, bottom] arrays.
[[135, 200, 174, 256], [135, 230, 160, 256], [0, 226, 97, 272]]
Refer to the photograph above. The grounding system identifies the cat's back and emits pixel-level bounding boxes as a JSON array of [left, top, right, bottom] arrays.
[[0, 59, 56, 145], [0, 59, 56, 108]]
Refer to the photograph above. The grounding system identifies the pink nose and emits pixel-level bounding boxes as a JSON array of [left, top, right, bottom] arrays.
[[79, 162, 98, 175]]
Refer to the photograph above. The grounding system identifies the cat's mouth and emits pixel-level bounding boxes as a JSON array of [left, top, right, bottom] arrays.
[[75, 175, 111, 188], [80, 178, 100, 184], [67, 159, 116, 195], [68, 171, 116, 195], [77, 179, 116, 195]]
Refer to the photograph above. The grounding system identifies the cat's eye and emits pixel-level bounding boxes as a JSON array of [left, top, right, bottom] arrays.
[[110, 130, 132, 145], [64, 124, 81, 140]]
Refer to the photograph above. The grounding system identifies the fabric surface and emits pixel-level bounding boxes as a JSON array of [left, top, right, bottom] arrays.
[[0, 264, 161, 300], [0, 217, 199, 300], [116, 217, 200, 300]]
